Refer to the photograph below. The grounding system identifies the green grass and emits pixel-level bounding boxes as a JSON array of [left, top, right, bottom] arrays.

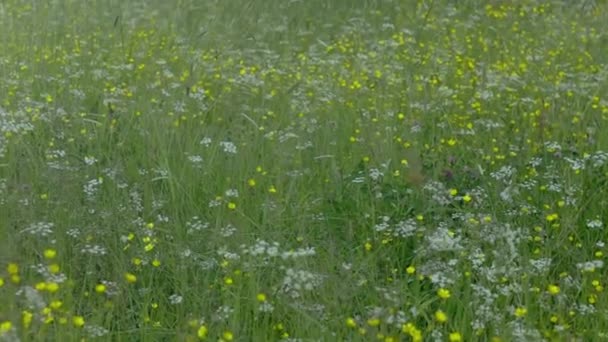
[[2, 0, 608, 341]]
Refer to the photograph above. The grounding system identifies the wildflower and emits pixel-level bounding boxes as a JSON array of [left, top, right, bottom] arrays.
[[402, 323, 422, 342], [0, 321, 12, 334], [547, 284, 560, 295], [22, 311, 33, 328], [588, 294, 597, 304], [48, 263, 60, 274], [514, 307, 528, 317], [44, 249, 57, 259], [7, 263, 18, 275], [462, 194, 472, 203], [197, 325, 208, 339], [367, 317, 380, 327], [222, 331, 234, 341], [50, 300, 63, 309], [346, 317, 357, 328], [256, 293, 267, 302], [95, 284, 106, 294], [73, 316, 85, 327], [435, 310, 448, 323], [406, 265, 416, 274], [125, 272, 137, 283], [437, 288, 451, 299], [46, 282, 59, 293], [227, 202, 236, 210], [449, 332, 463, 342]]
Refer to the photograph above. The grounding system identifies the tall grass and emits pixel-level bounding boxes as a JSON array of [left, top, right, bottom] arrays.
[[2, 0, 608, 341]]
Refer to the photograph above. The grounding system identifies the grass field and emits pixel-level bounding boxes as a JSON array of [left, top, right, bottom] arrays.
[[2, 0, 608, 341]]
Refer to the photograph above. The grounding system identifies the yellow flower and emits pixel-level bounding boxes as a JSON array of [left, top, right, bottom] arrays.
[[406, 266, 416, 275], [46, 282, 59, 293], [449, 332, 463, 342], [125, 272, 137, 283], [48, 263, 60, 274], [7, 263, 18, 275], [514, 307, 527, 317], [95, 284, 106, 294], [22, 311, 33, 328], [402, 323, 422, 342], [462, 194, 472, 203], [50, 300, 63, 310], [222, 331, 234, 341], [0, 321, 12, 333], [256, 293, 267, 302], [437, 288, 451, 299], [72, 316, 85, 327], [43, 249, 57, 259], [546, 213, 559, 222], [434, 310, 447, 323], [227, 202, 236, 210], [197, 325, 208, 339], [547, 284, 560, 295], [367, 318, 380, 327], [345, 317, 357, 328]]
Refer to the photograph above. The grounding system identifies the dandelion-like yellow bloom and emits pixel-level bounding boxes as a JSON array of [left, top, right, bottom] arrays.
[[197, 325, 208, 340], [44, 249, 57, 259], [95, 284, 106, 293], [7, 263, 18, 275], [402, 323, 422, 342], [514, 307, 527, 317], [367, 318, 380, 327], [449, 332, 463, 342], [0, 321, 12, 334], [547, 284, 560, 295], [437, 288, 451, 299], [46, 282, 59, 293], [22, 311, 33, 328], [125, 272, 137, 283], [345, 317, 357, 328], [434, 310, 448, 323], [72, 316, 85, 327], [222, 331, 234, 341]]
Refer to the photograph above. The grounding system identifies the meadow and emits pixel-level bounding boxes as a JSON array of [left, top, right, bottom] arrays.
[[1, 0, 608, 341]]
